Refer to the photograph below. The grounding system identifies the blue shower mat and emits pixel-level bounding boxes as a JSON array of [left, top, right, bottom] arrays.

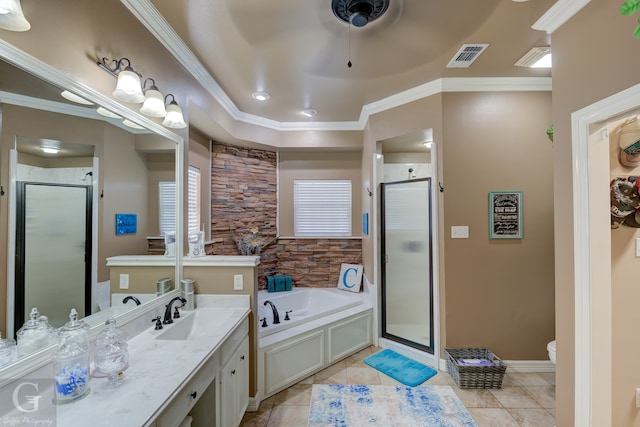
[[364, 349, 437, 387]]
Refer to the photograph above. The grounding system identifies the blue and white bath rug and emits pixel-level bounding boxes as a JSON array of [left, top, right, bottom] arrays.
[[308, 384, 478, 427]]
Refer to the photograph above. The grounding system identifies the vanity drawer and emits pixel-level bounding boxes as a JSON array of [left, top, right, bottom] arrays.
[[221, 318, 248, 364], [156, 356, 216, 427]]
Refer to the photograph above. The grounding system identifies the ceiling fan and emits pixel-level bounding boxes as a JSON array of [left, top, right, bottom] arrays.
[[331, 0, 390, 28]]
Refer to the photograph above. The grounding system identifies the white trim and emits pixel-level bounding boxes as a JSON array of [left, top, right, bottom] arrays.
[[430, 143, 441, 369], [378, 337, 438, 368], [6, 149, 17, 337], [505, 360, 556, 374], [571, 82, 640, 427], [121, 0, 552, 134], [532, 0, 592, 34]]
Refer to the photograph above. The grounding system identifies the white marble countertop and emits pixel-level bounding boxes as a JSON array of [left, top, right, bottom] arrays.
[[1, 296, 250, 426]]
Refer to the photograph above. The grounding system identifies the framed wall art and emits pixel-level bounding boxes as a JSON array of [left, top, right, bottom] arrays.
[[489, 191, 522, 239]]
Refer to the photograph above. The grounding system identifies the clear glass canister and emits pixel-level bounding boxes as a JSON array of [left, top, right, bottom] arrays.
[[17, 308, 50, 357], [59, 308, 90, 349], [93, 318, 129, 386], [53, 337, 90, 404], [0, 331, 16, 367]]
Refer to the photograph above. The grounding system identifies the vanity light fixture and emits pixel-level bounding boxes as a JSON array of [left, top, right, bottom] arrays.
[[302, 109, 317, 118], [0, 0, 30, 31], [252, 91, 270, 101], [97, 57, 145, 103], [139, 78, 167, 118], [162, 94, 187, 129], [60, 90, 94, 106]]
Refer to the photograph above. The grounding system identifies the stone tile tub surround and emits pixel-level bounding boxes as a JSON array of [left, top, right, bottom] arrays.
[[0, 294, 250, 426]]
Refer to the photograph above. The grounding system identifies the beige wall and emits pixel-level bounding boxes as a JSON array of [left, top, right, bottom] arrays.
[[279, 151, 363, 237], [551, 1, 640, 425], [361, 91, 554, 361], [441, 91, 554, 359]]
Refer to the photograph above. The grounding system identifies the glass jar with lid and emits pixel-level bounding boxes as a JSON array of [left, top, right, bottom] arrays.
[[52, 336, 90, 404], [93, 318, 129, 386], [17, 308, 50, 357], [58, 308, 89, 349]]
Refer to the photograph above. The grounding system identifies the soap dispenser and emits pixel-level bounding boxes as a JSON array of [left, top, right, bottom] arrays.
[[59, 308, 90, 350], [17, 308, 50, 357], [93, 318, 129, 386]]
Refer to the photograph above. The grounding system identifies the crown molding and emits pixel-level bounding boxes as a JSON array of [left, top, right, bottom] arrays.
[[532, 0, 592, 34], [122, 0, 553, 134]]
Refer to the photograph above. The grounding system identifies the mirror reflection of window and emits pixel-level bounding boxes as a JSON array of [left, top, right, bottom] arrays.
[[159, 165, 201, 236]]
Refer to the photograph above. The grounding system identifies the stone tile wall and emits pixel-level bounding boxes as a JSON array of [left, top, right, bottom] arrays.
[[208, 142, 362, 289]]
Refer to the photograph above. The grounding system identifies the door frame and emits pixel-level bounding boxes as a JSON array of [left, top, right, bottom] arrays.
[[380, 177, 434, 354], [6, 149, 99, 337], [572, 82, 640, 426]]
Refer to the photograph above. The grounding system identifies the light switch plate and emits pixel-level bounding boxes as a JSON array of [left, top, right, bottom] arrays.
[[234, 274, 243, 291], [119, 273, 129, 289], [451, 226, 469, 239], [636, 388, 640, 407]]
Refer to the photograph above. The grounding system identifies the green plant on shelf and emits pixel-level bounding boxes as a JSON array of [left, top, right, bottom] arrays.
[[620, 0, 640, 39]]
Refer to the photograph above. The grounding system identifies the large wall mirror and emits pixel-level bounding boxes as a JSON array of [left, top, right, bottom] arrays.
[[0, 43, 184, 368]]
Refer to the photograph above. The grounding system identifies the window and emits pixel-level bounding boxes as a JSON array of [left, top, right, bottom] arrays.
[[158, 166, 201, 236], [294, 180, 352, 237], [187, 166, 201, 234], [158, 181, 176, 236]]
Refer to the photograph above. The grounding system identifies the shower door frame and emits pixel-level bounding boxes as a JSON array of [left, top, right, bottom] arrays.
[[380, 177, 435, 354]]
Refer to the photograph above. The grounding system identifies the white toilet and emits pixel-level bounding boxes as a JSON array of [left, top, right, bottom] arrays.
[[547, 340, 556, 364]]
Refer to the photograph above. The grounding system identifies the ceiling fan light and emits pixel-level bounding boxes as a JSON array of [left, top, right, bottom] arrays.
[[140, 88, 167, 117], [0, 0, 30, 31], [162, 101, 187, 129], [112, 69, 145, 103]]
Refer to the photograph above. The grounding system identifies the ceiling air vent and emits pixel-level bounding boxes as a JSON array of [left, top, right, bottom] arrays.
[[446, 44, 489, 68]]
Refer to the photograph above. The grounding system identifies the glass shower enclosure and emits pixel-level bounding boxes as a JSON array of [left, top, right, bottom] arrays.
[[380, 178, 434, 353]]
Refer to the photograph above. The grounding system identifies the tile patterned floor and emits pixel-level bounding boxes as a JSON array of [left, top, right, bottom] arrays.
[[240, 346, 556, 427]]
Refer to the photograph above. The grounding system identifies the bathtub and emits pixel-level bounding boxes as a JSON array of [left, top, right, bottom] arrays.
[[257, 287, 364, 338], [257, 286, 373, 400]]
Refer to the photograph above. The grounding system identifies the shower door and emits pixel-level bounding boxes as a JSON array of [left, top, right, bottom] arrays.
[[14, 182, 92, 332], [380, 178, 433, 353]]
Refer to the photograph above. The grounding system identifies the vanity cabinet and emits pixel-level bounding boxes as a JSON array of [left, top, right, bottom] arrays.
[[220, 335, 249, 427]]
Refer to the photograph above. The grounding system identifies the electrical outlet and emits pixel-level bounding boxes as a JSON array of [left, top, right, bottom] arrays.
[[234, 274, 243, 291], [119, 273, 129, 289]]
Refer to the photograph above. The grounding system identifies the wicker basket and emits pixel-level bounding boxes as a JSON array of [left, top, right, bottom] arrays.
[[445, 348, 507, 389]]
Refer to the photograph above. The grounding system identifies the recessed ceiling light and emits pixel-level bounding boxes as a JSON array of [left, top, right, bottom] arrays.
[[61, 90, 94, 105], [252, 91, 270, 101], [302, 109, 317, 117], [96, 107, 122, 119], [41, 146, 60, 154]]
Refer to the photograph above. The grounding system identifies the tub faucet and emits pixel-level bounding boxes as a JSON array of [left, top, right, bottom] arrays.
[[263, 300, 280, 324], [163, 296, 186, 324], [122, 295, 141, 306]]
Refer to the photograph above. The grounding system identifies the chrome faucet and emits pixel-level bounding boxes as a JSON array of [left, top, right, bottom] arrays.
[[263, 300, 280, 324], [122, 295, 141, 306], [163, 296, 186, 324]]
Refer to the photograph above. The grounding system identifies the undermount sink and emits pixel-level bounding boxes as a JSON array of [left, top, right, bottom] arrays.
[[156, 308, 237, 341]]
